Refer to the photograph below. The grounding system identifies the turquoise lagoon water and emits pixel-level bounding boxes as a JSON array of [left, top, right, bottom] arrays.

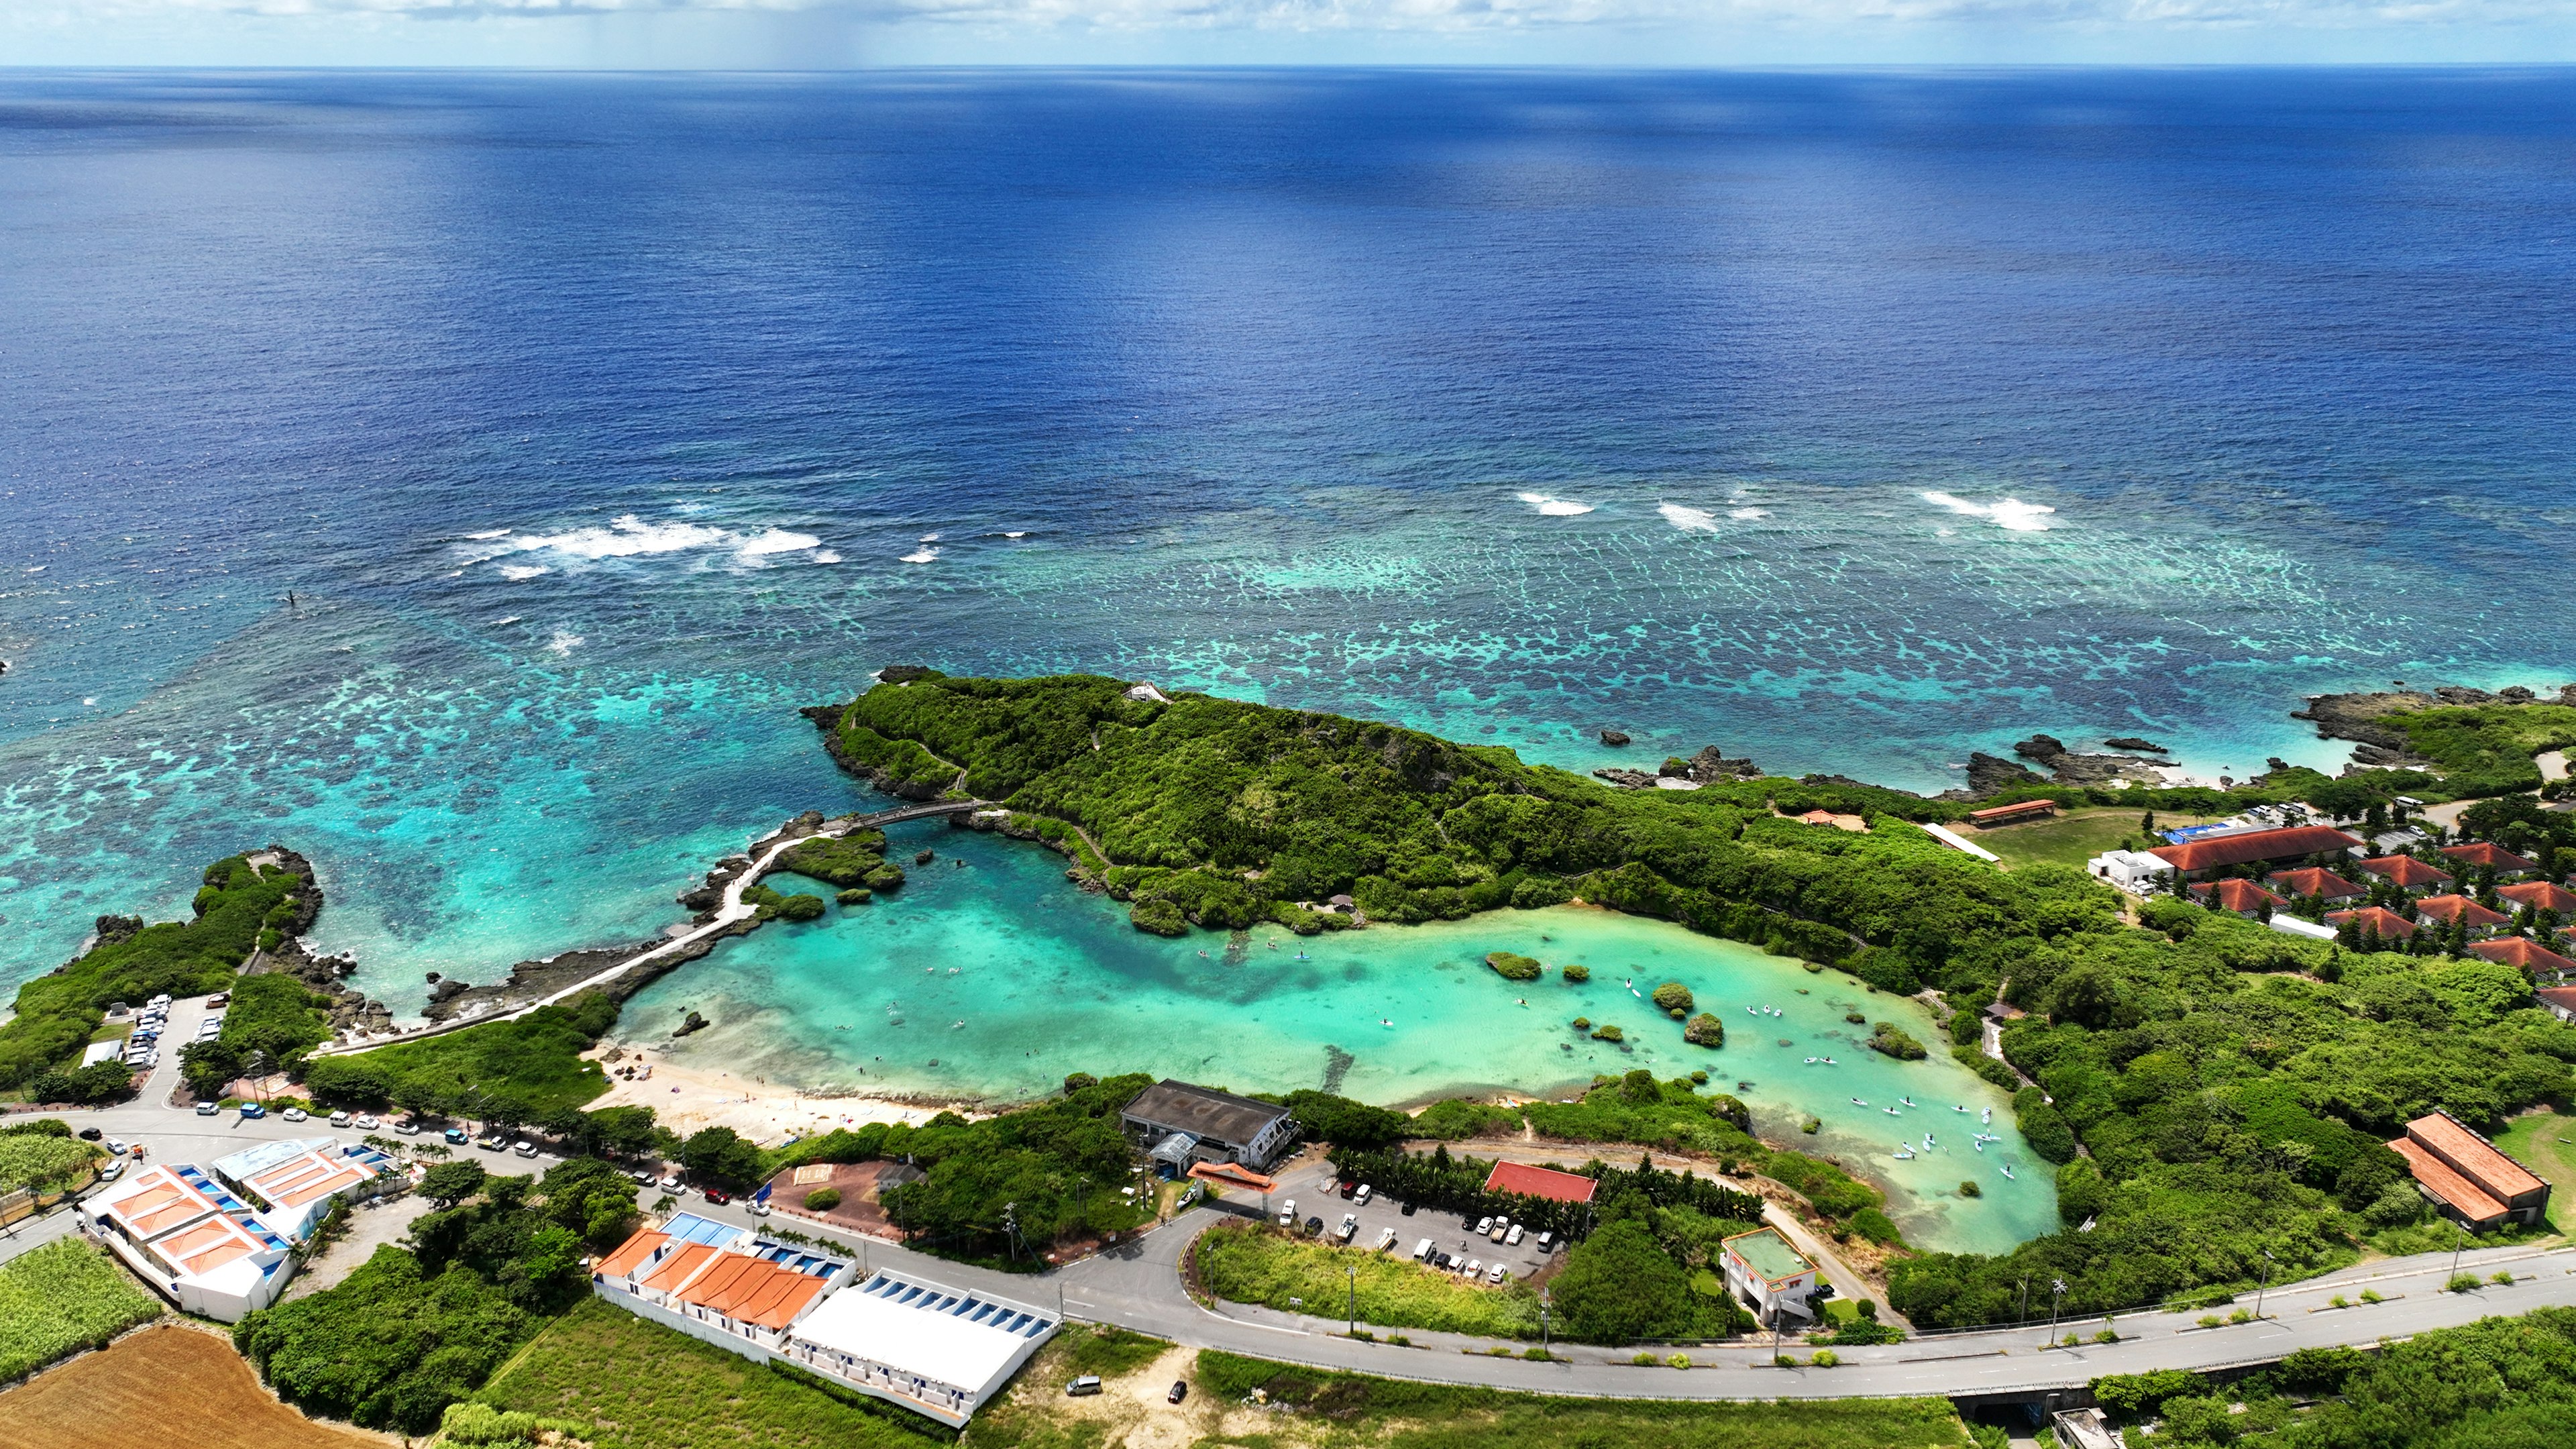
[[623, 821, 2056, 1255]]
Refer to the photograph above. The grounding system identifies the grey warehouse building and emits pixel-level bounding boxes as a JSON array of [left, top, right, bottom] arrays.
[[1119, 1079, 1296, 1172]]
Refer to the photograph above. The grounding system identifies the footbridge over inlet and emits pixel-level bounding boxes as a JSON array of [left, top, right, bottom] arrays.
[[315, 798, 999, 1057]]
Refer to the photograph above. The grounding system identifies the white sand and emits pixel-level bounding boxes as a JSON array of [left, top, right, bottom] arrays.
[[584, 1048, 957, 1144]]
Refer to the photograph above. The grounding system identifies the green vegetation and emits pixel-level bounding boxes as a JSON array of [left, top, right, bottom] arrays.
[[777, 829, 893, 887], [1683, 1012, 1724, 1046], [1976, 809, 2228, 874], [837, 888, 872, 906], [1061, 1326, 1170, 1380], [1196, 1222, 1541, 1338], [804, 1187, 843, 1212], [2385, 704, 2576, 797], [0, 851, 309, 1090], [1868, 1021, 1927, 1059], [303, 990, 615, 1121], [1485, 951, 1542, 982], [473, 1295, 933, 1449], [221, 970, 335, 1061], [0, 1126, 97, 1195], [1561, 963, 1590, 982], [0, 1238, 162, 1383], [1652, 981, 1695, 1015], [775, 893, 827, 922], [2489, 1108, 2576, 1234], [1186, 1350, 1973, 1448]]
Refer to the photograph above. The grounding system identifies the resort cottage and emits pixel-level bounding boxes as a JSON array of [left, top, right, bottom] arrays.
[[79, 1138, 400, 1322], [2147, 826, 2365, 879], [2386, 1111, 2551, 1232], [1481, 1160, 1601, 1205], [1120, 1079, 1296, 1173], [1720, 1227, 1822, 1326]]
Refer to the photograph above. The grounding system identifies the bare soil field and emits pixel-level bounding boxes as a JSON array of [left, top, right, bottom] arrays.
[[0, 1324, 389, 1449]]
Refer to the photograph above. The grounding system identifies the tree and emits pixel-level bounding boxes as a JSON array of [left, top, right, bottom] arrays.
[[1548, 1219, 1695, 1344], [539, 1157, 641, 1251], [417, 1160, 489, 1208], [1282, 1090, 1409, 1151], [180, 1038, 247, 1100], [678, 1126, 765, 1193], [584, 1105, 658, 1159]]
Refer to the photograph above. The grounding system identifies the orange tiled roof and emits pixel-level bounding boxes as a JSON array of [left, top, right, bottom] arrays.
[[2536, 985, 2576, 1014], [2440, 843, 2540, 874], [2414, 895, 2511, 928], [2271, 867, 2366, 901], [678, 1252, 830, 1330], [596, 1228, 669, 1281], [641, 1241, 718, 1295], [1482, 1161, 1599, 1204], [2500, 881, 2576, 914], [2359, 855, 2453, 888], [2149, 827, 2364, 873], [2469, 936, 2576, 975], [2389, 1137, 2507, 1224], [2406, 1112, 2545, 1201], [2192, 879, 2286, 913], [2326, 906, 2417, 939]]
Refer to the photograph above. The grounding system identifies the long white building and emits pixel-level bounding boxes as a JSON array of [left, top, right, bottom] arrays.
[[80, 1138, 402, 1322]]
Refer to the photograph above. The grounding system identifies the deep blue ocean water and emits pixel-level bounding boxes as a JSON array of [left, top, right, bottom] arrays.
[[6, 66, 2575, 1017]]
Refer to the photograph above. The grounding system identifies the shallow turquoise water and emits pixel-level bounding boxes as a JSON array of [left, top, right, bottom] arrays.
[[625, 821, 2057, 1254]]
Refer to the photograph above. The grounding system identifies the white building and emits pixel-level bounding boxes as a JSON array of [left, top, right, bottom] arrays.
[[781, 1269, 1058, 1426], [2087, 849, 2173, 895], [80, 1163, 297, 1322], [593, 1212, 851, 1357], [1721, 1227, 1821, 1326], [211, 1137, 400, 1242]]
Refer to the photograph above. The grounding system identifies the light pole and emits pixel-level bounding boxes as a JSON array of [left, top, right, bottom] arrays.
[[2045, 1278, 2065, 1349], [1540, 1287, 1551, 1352], [2254, 1250, 2274, 1321], [2451, 1218, 2467, 1283], [1346, 1263, 1358, 1337], [2016, 1277, 2029, 1329]]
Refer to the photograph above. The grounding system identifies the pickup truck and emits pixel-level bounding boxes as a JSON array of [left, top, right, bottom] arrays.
[[1336, 1213, 1358, 1242]]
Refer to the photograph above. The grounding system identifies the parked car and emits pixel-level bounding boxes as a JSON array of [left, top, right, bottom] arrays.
[[704, 1188, 732, 1205], [1412, 1238, 1434, 1260], [104, 1138, 127, 1156], [98, 1159, 123, 1182], [1399, 1200, 1417, 1216], [238, 1103, 266, 1120], [78, 1127, 103, 1141], [1464, 1258, 1482, 1279], [329, 1110, 353, 1128], [1474, 1216, 1493, 1234], [1338, 1179, 1357, 1199], [1486, 1263, 1509, 1285], [1489, 1220, 1510, 1243], [444, 1127, 470, 1145], [1504, 1224, 1524, 1246], [748, 1199, 771, 1216], [1336, 1213, 1358, 1242], [354, 1114, 381, 1131], [195, 1101, 219, 1116], [1066, 1376, 1103, 1397], [1353, 1183, 1373, 1206], [1167, 1381, 1188, 1405], [1374, 1227, 1399, 1252], [1535, 1231, 1554, 1254], [1432, 1251, 1453, 1270], [476, 1135, 505, 1152], [206, 993, 229, 1008], [280, 1107, 308, 1122], [392, 1119, 421, 1136], [630, 1168, 657, 1185], [659, 1174, 682, 1191], [1277, 1197, 1297, 1226], [512, 1140, 537, 1158], [1304, 1216, 1324, 1237]]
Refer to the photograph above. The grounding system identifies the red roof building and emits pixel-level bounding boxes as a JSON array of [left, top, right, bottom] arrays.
[[2387, 1111, 2550, 1232], [2535, 985, 2576, 1024], [2499, 880, 2576, 916], [1481, 1161, 1600, 1205], [2359, 855, 2454, 890], [2148, 826, 2364, 877], [2326, 906, 2417, 941], [1968, 800, 2057, 826], [2468, 936, 2576, 977], [2440, 842, 2540, 876], [2190, 879, 2286, 916], [2269, 867, 2367, 903], [2414, 895, 2512, 933]]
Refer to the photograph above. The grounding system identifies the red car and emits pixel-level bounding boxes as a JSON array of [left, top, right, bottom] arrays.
[[1337, 1180, 1357, 1199], [703, 1188, 733, 1205]]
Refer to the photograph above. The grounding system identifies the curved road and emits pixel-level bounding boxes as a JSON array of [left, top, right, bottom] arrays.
[[28, 1084, 2576, 1401]]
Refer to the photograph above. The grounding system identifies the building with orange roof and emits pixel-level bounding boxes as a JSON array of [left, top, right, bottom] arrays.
[[2190, 879, 2286, 918], [2536, 985, 2576, 1024], [2358, 854, 2453, 891], [2500, 880, 2576, 916], [2439, 842, 2540, 877], [594, 1212, 853, 1354], [2269, 867, 2366, 904], [2387, 1110, 2550, 1231], [1482, 1160, 1600, 1205], [2413, 895, 2511, 936], [2469, 936, 2576, 979], [79, 1161, 295, 1321], [2149, 826, 2364, 878], [2325, 906, 2416, 942]]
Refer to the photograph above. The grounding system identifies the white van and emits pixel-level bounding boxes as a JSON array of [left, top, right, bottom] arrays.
[[1353, 1183, 1373, 1206], [1412, 1237, 1434, 1261], [1279, 1197, 1297, 1227]]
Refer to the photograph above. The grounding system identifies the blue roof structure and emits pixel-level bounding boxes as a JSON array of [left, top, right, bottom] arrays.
[[661, 1212, 741, 1246]]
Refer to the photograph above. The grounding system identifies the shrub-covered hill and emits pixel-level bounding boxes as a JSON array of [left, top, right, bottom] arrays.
[[822, 672, 2117, 1001]]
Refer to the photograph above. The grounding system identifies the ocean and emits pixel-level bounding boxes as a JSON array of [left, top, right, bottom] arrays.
[[4, 71, 2573, 1213]]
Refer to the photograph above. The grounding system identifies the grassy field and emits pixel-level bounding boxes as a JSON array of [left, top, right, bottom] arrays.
[[963, 1338, 1974, 1449], [473, 1295, 940, 1449], [2491, 1108, 2576, 1235], [1195, 1222, 1540, 1340], [1973, 808, 2229, 874], [0, 1325, 376, 1449], [0, 1239, 163, 1384]]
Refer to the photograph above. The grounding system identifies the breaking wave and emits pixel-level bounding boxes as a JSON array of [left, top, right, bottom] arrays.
[[1921, 492, 2055, 532], [1658, 502, 1719, 533], [1516, 491, 1595, 517]]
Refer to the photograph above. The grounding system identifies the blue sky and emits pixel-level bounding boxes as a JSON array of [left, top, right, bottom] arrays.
[[5, 1, 2574, 68]]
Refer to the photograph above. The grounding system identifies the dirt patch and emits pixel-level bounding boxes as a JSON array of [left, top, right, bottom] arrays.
[[0, 1324, 390, 1449], [989, 1342, 1278, 1449], [761, 1159, 922, 1237], [280, 1193, 435, 1301]]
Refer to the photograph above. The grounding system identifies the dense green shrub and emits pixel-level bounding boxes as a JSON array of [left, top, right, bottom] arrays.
[[1561, 963, 1591, 982], [0, 1238, 162, 1383], [235, 1245, 531, 1434], [221, 970, 335, 1063], [774, 830, 891, 887], [1866, 1021, 1927, 1059], [1682, 1013, 1725, 1046], [306, 991, 617, 1121], [1652, 981, 1695, 1014], [775, 893, 826, 922], [1487, 951, 1542, 981], [804, 1187, 843, 1212]]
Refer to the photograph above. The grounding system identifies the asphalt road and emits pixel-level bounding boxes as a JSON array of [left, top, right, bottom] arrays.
[[28, 1085, 2576, 1403]]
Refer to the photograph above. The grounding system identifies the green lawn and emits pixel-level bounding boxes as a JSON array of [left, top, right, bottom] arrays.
[[2491, 1108, 2576, 1235], [473, 1295, 938, 1449], [1195, 1222, 1540, 1340], [0, 1238, 163, 1382], [1974, 808, 2228, 874], [1190, 1350, 1972, 1448]]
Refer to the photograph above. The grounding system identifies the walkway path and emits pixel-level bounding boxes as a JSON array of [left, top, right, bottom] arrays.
[[314, 800, 993, 1058]]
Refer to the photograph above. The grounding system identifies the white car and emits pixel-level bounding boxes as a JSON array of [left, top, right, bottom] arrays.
[[513, 1141, 537, 1158], [1412, 1238, 1434, 1261], [1474, 1216, 1493, 1234], [1374, 1227, 1399, 1252], [99, 1159, 124, 1182], [1504, 1224, 1525, 1246], [329, 1110, 353, 1128], [1278, 1197, 1297, 1227], [1352, 1183, 1373, 1206], [281, 1108, 309, 1122], [1486, 1263, 1509, 1285], [1336, 1213, 1358, 1242], [392, 1120, 421, 1136], [748, 1200, 771, 1216], [105, 1138, 127, 1156], [354, 1115, 381, 1131], [659, 1174, 682, 1191], [1463, 1258, 1483, 1279]]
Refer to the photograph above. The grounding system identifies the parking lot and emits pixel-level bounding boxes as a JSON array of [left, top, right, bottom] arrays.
[[1263, 1161, 1560, 1286]]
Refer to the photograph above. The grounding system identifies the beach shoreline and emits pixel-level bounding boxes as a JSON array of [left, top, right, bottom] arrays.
[[584, 1046, 969, 1145]]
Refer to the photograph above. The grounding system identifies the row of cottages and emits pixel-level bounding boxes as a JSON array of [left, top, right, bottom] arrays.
[[78, 1138, 402, 1321], [592, 1212, 1055, 1426], [2387, 1110, 2553, 1233]]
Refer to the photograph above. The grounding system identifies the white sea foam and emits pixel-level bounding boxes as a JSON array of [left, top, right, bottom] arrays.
[[547, 627, 583, 655], [1517, 491, 1595, 517], [737, 529, 822, 557], [1658, 502, 1719, 533], [811, 550, 843, 564], [919, 532, 943, 543], [489, 616, 521, 627], [460, 528, 511, 541], [1003, 531, 1028, 539], [900, 547, 941, 564], [498, 564, 550, 581], [1729, 507, 1769, 520], [1921, 491, 2056, 532]]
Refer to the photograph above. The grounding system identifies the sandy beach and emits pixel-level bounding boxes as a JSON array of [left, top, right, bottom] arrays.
[[584, 1047, 961, 1145]]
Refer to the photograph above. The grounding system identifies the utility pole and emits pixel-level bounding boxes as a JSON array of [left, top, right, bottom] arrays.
[[1540, 1288, 1551, 1352], [1346, 1263, 1358, 1337], [2255, 1249, 2274, 1320], [2045, 1278, 2065, 1349], [2017, 1277, 2029, 1329], [2451, 1218, 2467, 1283]]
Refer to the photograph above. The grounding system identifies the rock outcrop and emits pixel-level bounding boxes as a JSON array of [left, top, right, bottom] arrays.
[[1599, 729, 1631, 747]]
